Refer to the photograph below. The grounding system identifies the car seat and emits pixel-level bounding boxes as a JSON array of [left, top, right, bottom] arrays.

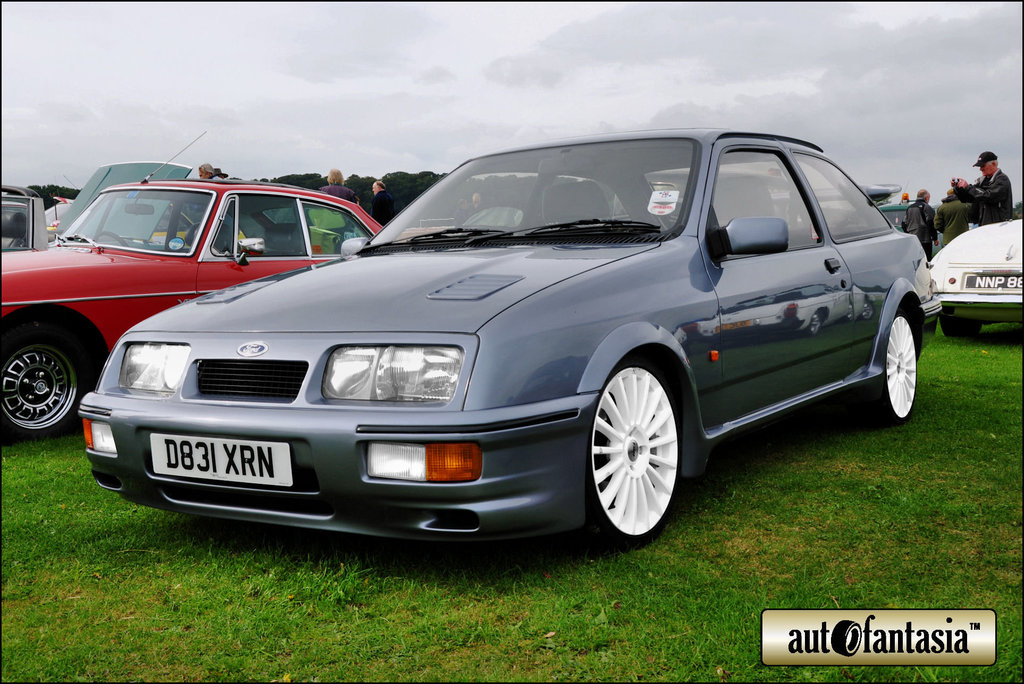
[[542, 180, 610, 224], [2, 211, 28, 247], [262, 223, 305, 256]]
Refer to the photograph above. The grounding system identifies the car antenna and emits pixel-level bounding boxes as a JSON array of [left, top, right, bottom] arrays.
[[140, 130, 207, 184]]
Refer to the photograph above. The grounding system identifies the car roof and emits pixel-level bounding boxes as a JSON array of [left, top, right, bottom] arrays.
[[2, 185, 42, 198], [95, 179, 368, 211], [471, 128, 824, 160], [114, 178, 315, 192]]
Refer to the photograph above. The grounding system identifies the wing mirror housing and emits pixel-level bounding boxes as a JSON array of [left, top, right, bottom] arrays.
[[235, 237, 265, 265], [708, 217, 789, 259], [342, 237, 369, 256]]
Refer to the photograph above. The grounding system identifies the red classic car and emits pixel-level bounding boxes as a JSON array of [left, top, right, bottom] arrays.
[[2, 178, 382, 442]]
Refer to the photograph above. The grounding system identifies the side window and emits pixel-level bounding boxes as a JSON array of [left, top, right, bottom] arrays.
[[795, 154, 891, 241], [211, 197, 237, 255], [238, 195, 306, 257], [301, 201, 372, 256], [711, 150, 819, 250]]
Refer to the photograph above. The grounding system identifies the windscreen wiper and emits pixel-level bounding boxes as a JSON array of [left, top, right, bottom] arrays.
[[399, 227, 511, 244], [519, 219, 662, 236]]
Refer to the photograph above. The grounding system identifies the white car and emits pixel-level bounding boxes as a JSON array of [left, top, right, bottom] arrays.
[[931, 219, 1022, 336]]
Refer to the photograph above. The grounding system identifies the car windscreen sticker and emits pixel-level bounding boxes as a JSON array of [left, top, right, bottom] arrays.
[[127, 190, 139, 198], [167, 237, 185, 251], [648, 190, 679, 216]]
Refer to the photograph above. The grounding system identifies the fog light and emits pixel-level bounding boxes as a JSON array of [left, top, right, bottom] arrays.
[[83, 419, 117, 456], [367, 442, 481, 482]]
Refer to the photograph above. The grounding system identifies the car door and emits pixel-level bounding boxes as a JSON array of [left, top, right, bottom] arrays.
[[702, 146, 854, 424], [792, 152, 907, 365], [195, 193, 366, 293]]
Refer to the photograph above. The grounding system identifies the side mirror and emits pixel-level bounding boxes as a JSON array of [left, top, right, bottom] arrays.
[[235, 237, 265, 265], [342, 237, 369, 256], [708, 217, 789, 259]]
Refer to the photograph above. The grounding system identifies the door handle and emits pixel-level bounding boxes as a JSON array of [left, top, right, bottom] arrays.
[[825, 257, 842, 274]]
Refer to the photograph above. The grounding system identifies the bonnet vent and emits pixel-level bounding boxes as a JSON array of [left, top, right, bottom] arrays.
[[427, 274, 524, 301]]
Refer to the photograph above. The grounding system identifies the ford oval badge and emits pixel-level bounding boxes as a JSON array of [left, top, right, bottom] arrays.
[[237, 341, 269, 357]]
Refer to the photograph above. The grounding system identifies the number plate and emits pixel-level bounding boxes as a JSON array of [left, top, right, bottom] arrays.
[[150, 433, 293, 487], [964, 273, 1022, 290]]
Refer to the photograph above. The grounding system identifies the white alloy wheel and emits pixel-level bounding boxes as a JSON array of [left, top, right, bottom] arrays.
[[589, 363, 679, 542], [884, 313, 917, 420]]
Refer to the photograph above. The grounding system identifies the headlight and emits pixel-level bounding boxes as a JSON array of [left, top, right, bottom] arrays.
[[323, 345, 463, 401], [119, 343, 191, 393]]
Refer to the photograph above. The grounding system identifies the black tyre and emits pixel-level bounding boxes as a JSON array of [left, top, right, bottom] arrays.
[[2, 322, 96, 443], [586, 356, 681, 548], [939, 315, 982, 337]]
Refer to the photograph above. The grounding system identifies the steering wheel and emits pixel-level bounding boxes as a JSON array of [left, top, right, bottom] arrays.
[[95, 231, 129, 246]]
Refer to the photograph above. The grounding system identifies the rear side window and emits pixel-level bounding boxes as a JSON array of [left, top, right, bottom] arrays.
[[795, 154, 892, 241], [301, 201, 372, 256]]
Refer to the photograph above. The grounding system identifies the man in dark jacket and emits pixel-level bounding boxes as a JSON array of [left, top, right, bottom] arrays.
[[902, 189, 938, 259], [371, 181, 396, 225], [953, 151, 1013, 226]]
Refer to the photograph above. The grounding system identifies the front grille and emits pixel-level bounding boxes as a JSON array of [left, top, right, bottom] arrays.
[[197, 359, 308, 399]]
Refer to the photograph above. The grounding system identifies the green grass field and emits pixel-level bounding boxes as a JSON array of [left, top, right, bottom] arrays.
[[3, 324, 1021, 682]]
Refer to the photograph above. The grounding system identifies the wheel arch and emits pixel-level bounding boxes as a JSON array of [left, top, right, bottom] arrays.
[[2, 304, 109, 367], [577, 322, 712, 478], [849, 279, 925, 403]]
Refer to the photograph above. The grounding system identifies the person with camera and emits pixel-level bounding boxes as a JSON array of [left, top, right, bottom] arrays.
[[951, 151, 1013, 226]]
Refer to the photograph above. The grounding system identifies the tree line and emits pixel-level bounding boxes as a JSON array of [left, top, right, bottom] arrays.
[[264, 171, 443, 215], [27, 171, 444, 216]]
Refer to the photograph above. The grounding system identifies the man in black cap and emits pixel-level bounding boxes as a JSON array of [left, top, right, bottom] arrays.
[[952, 151, 1013, 226]]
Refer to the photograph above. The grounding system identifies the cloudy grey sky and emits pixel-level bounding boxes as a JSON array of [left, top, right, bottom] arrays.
[[2, 2, 1021, 206]]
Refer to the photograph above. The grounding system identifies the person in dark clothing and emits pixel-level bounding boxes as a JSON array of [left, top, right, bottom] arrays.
[[902, 189, 938, 259], [320, 168, 358, 203], [370, 180, 396, 225], [952, 151, 1013, 226]]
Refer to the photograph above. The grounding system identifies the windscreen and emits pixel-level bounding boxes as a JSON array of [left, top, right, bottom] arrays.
[[373, 138, 699, 244], [61, 188, 214, 254]]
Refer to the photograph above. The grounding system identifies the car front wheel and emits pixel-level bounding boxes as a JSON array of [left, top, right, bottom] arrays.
[[587, 357, 680, 548], [866, 310, 918, 425], [2, 322, 94, 444]]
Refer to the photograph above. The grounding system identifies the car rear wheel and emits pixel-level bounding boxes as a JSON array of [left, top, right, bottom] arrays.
[[865, 310, 918, 425], [2, 322, 94, 444], [587, 357, 680, 548], [939, 315, 982, 337]]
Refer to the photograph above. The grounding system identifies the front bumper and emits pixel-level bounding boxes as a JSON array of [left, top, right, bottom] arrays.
[[80, 392, 597, 541]]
